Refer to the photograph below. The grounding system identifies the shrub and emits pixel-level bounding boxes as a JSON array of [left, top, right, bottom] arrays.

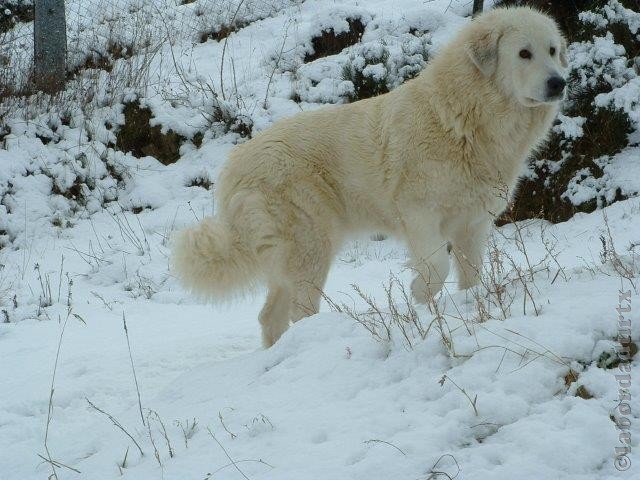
[[115, 102, 185, 165], [497, 0, 639, 224], [340, 35, 429, 101], [304, 17, 366, 63], [0, 0, 33, 34], [341, 43, 390, 101]]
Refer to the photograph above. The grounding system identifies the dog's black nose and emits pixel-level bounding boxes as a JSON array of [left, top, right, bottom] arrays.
[[546, 76, 566, 98]]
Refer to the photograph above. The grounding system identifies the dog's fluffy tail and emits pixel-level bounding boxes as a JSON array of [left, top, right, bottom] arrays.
[[171, 215, 259, 300]]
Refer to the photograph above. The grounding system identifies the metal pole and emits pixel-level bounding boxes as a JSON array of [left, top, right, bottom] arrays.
[[34, 0, 67, 93]]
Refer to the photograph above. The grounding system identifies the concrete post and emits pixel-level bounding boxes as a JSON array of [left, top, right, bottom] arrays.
[[34, 0, 67, 93]]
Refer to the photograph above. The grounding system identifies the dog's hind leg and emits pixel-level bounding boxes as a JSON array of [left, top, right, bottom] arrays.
[[288, 245, 332, 326], [257, 221, 332, 346], [259, 283, 291, 348], [289, 255, 331, 325], [285, 219, 333, 325]]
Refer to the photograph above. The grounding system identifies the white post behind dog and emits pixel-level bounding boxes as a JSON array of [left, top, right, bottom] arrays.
[[172, 7, 568, 347]]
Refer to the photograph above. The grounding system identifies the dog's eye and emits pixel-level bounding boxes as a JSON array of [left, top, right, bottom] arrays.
[[519, 49, 532, 59], [550, 47, 556, 56]]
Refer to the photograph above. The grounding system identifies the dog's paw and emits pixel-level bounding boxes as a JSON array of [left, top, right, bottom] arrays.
[[411, 276, 443, 304], [444, 285, 484, 307], [411, 276, 427, 304]]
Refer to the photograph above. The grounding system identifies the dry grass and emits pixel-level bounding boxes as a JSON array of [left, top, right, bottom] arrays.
[[321, 275, 451, 352], [598, 211, 639, 290]]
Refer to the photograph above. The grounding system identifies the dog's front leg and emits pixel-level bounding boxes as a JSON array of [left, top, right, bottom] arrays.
[[450, 219, 490, 290], [404, 224, 451, 303]]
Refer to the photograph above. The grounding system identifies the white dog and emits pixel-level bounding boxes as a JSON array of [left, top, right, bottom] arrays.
[[172, 7, 567, 347]]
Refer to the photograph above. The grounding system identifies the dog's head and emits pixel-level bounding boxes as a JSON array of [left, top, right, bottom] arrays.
[[464, 7, 568, 107]]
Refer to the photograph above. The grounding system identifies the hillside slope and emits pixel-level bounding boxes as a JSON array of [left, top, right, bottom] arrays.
[[0, 1, 638, 479]]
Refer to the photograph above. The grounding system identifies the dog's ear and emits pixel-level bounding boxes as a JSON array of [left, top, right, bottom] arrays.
[[559, 37, 568, 68], [464, 23, 502, 77]]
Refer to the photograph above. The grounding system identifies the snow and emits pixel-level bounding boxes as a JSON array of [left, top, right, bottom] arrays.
[[596, 76, 640, 125], [563, 148, 640, 208], [554, 114, 586, 140], [1, 198, 639, 480], [579, 0, 640, 35], [1, 0, 639, 479]]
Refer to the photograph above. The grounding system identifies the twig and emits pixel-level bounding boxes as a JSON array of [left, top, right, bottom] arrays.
[[56, 254, 64, 303], [426, 453, 461, 479], [42, 309, 75, 480], [36, 454, 81, 474], [363, 439, 406, 456], [219, 0, 247, 101], [147, 410, 174, 458], [117, 446, 129, 475], [85, 398, 144, 457], [146, 415, 162, 467], [219, 408, 237, 439], [205, 459, 273, 479], [439, 375, 478, 416], [176, 418, 198, 448], [263, 19, 291, 109], [123, 312, 145, 426], [207, 427, 251, 480]]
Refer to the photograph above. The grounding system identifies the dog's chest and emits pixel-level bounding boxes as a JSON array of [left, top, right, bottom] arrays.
[[484, 106, 556, 184], [398, 101, 557, 216]]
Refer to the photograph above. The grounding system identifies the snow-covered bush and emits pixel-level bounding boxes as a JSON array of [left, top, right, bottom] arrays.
[[293, 26, 432, 103], [0, 0, 32, 33], [303, 17, 367, 63], [190, 0, 302, 43], [0, 116, 124, 247], [340, 43, 390, 101], [0, 1, 32, 99], [340, 34, 429, 101], [497, 0, 640, 223]]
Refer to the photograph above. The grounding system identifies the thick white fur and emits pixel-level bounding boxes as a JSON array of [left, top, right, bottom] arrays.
[[172, 7, 567, 347]]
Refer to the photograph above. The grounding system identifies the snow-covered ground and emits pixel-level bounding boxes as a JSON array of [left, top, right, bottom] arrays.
[[1, 0, 639, 479], [2, 192, 639, 480]]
